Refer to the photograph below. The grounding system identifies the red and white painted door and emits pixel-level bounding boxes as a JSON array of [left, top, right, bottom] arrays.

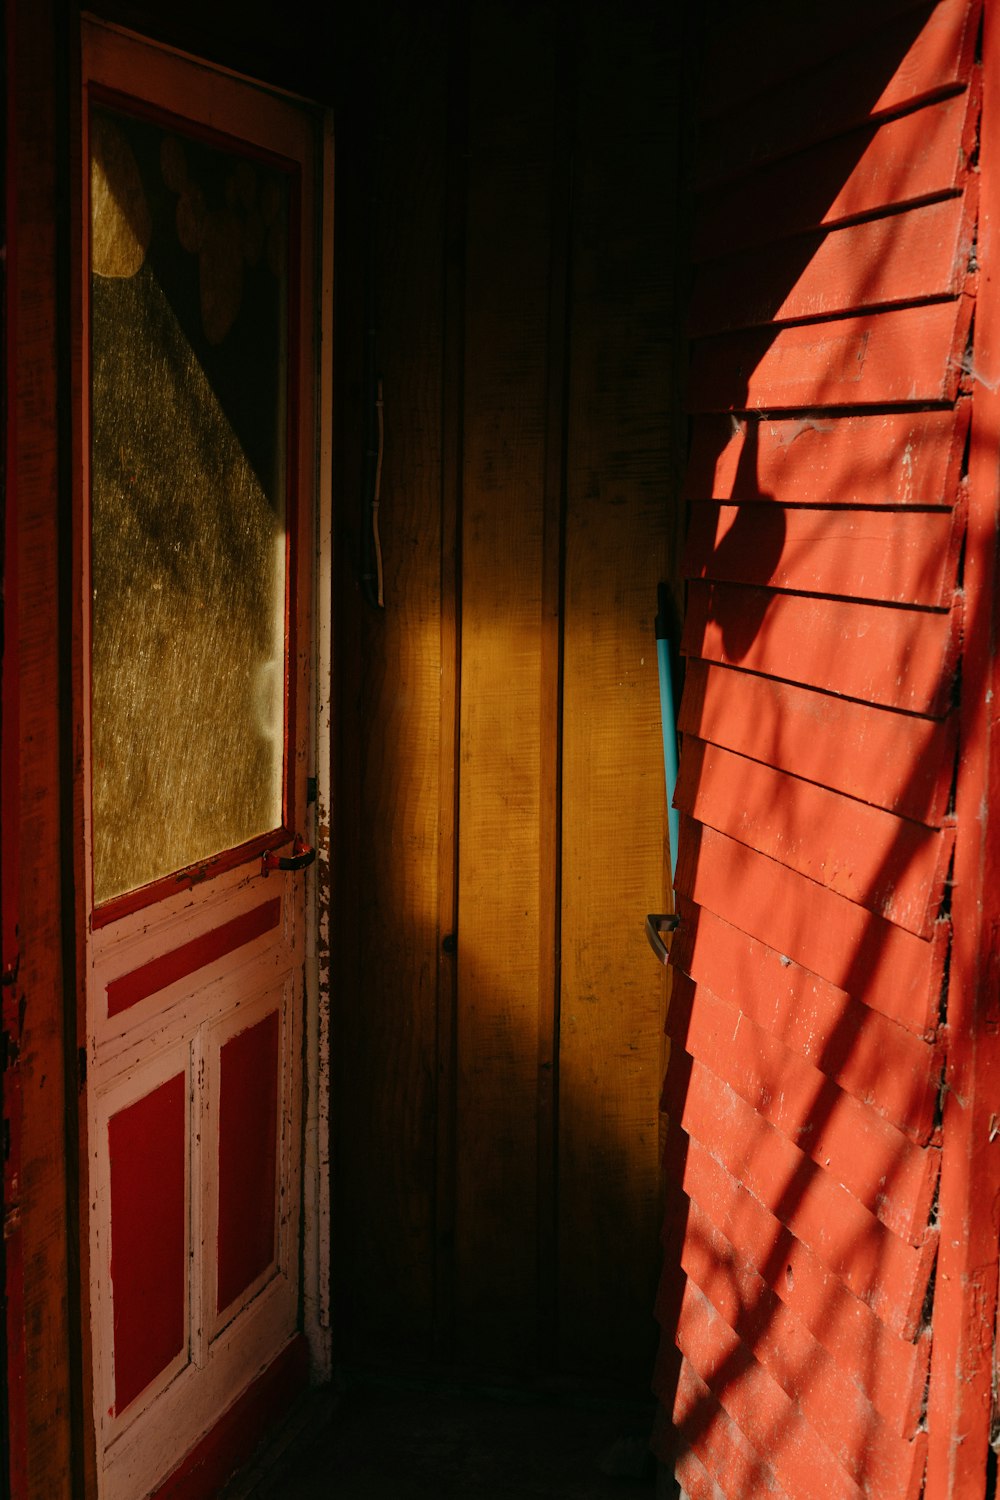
[[80, 23, 327, 1499]]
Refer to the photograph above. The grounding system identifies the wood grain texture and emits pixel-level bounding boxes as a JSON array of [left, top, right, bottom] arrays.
[[682, 580, 958, 716], [667, 1137, 930, 1437], [689, 192, 974, 337], [12, 0, 75, 1490], [331, 0, 448, 1360], [679, 660, 956, 826], [689, 299, 973, 413], [676, 821, 946, 1037], [555, 0, 674, 1385], [675, 740, 951, 936], [696, 0, 979, 185], [693, 86, 976, 259], [668, 976, 939, 1240], [454, 0, 554, 1367], [684, 407, 970, 509], [670, 898, 941, 1144], [684, 501, 963, 607], [663, 1063, 937, 1339]]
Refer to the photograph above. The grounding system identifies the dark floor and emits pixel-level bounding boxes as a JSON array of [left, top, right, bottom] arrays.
[[223, 1378, 665, 1499]]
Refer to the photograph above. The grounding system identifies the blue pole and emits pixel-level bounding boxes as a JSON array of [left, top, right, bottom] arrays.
[[655, 584, 680, 883]]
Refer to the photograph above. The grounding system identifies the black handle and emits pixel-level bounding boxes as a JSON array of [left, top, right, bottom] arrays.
[[262, 838, 316, 877], [645, 912, 679, 967]]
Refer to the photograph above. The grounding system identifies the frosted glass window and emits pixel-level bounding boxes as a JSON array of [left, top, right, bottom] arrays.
[[89, 107, 290, 905]]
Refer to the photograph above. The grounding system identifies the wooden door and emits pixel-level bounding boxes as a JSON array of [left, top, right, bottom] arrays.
[[80, 24, 321, 1499]]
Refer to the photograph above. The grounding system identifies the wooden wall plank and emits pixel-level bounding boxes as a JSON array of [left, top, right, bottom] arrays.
[[693, 86, 976, 260], [669, 1140, 930, 1437], [684, 501, 961, 607], [454, 0, 555, 1369], [684, 407, 970, 508], [332, 0, 448, 1362], [696, 0, 979, 186], [669, 977, 939, 1241], [689, 299, 973, 413], [11, 0, 75, 1490], [671, 1279, 864, 1500], [676, 822, 945, 1037], [682, 581, 957, 716], [675, 741, 950, 936], [556, 0, 675, 1386], [679, 1198, 926, 1494], [668, 1356, 791, 1500], [679, 661, 956, 826], [663, 1065, 937, 1338], [670, 899, 941, 1145], [689, 193, 973, 338]]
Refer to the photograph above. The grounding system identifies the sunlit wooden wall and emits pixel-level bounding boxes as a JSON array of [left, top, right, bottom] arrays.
[[331, 0, 685, 1388]]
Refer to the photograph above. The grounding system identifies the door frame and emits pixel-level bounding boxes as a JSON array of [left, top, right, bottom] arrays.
[[70, 18, 334, 1494]]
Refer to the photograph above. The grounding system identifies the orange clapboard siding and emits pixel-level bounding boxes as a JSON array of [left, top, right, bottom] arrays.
[[667, 1133, 930, 1436], [689, 193, 973, 338], [696, 0, 979, 184], [679, 1196, 925, 1497], [667, 1357, 791, 1500], [668, 975, 939, 1240], [684, 407, 970, 509], [683, 501, 963, 607], [676, 820, 946, 1036], [689, 299, 973, 413], [675, 740, 952, 937], [678, 660, 956, 827], [661, 1065, 937, 1339], [670, 898, 941, 1144], [670, 1278, 865, 1500], [682, 580, 958, 716], [693, 86, 977, 259], [672, 1441, 731, 1500]]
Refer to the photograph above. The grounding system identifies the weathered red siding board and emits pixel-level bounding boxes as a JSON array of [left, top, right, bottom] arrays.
[[675, 741, 951, 937], [696, 0, 980, 186], [689, 299, 972, 413], [671, 1440, 731, 1500], [696, 0, 935, 122], [679, 1196, 925, 1495], [676, 821, 945, 1037], [684, 406, 970, 509], [668, 1137, 930, 1436], [682, 580, 957, 716], [679, 661, 956, 827], [689, 192, 973, 338], [661, 1071, 936, 1339], [658, 4, 980, 1494], [683, 501, 962, 608], [671, 899, 941, 1144], [664, 1355, 791, 1499], [670, 1278, 865, 1500], [693, 86, 976, 260], [668, 976, 939, 1241]]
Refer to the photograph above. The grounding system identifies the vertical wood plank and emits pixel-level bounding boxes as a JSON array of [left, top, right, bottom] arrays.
[[557, 0, 676, 1384], [455, 0, 555, 1368], [11, 0, 74, 1489], [331, 0, 449, 1363]]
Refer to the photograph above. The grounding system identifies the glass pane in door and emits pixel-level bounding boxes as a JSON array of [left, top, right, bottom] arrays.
[[89, 106, 291, 905]]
